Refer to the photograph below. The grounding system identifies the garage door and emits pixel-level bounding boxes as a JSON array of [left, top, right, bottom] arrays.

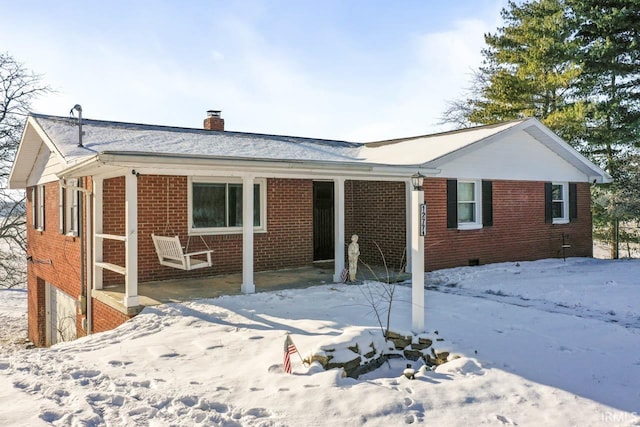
[[45, 283, 77, 346]]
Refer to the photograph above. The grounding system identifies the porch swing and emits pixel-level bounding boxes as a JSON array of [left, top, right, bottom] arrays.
[[151, 178, 213, 271]]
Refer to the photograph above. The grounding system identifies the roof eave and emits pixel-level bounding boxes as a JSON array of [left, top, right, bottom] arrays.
[[426, 117, 612, 183], [8, 116, 70, 189], [57, 151, 441, 180]]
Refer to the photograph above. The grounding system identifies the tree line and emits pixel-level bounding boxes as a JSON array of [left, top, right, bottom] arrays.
[[441, 0, 640, 258]]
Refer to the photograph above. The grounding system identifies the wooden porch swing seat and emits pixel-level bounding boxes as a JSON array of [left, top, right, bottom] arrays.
[[151, 234, 213, 271]]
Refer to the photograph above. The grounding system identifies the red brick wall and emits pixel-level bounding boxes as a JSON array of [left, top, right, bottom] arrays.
[[26, 175, 594, 342], [26, 180, 86, 345], [423, 179, 593, 270], [345, 180, 407, 270], [102, 176, 126, 286], [101, 176, 315, 283], [91, 299, 133, 333]]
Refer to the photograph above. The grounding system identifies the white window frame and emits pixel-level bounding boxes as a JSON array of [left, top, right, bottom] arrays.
[[457, 180, 482, 230], [34, 184, 45, 231], [552, 182, 569, 224], [188, 177, 267, 235], [66, 178, 80, 236], [58, 179, 80, 236]]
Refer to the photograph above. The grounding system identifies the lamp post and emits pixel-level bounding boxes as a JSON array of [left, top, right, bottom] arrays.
[[410, 172, 425, 333]]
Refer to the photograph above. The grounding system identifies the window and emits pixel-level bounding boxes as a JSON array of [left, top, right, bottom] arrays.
[[59, 179, 81, 236], [545, 182, 576, 224], [457, 181, 478, 224], [189, 178, 266, 234], [33, 185, 45, 230], [447, 179, 492, 230], [552, 183, 567, 223]]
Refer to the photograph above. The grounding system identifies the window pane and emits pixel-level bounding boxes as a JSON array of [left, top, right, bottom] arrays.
[[458, 182, 475, 202], [552, 184, 563, 201], [253, 183, 261, 227], [553, 201, 564, 219], [192, 183, 225, 228], [228, 184, 243, 227], [458, 202, 475, 223]]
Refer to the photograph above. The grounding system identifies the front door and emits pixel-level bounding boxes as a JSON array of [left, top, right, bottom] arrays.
[[313, 181, 334, 261]]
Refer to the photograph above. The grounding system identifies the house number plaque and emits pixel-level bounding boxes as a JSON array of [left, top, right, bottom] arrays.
[[419, 203, 427, 236]]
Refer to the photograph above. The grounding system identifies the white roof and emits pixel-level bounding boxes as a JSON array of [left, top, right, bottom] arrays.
[[31, 114, 364, 165], [8, 113, 611, 188], [360, 121, 523, 165]]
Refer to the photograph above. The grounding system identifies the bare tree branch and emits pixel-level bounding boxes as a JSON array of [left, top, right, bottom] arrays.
[[0, 52, 50, 288]]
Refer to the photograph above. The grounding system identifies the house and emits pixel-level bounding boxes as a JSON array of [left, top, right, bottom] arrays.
[[9, 110, 611, 346]]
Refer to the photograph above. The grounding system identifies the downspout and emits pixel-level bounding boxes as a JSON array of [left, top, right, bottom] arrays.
[[78, 177, 86, 331], [85, 178, 92, 335]]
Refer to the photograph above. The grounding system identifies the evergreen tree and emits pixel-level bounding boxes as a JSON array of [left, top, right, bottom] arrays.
[[569, 0, 640, 257], [442, 0, 585, 143]]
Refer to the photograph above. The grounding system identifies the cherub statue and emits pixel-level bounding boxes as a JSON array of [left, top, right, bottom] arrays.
[[348, 234, 360, 282]]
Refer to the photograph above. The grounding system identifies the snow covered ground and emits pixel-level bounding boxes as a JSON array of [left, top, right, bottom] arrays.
[[0, 258, 639, 426]]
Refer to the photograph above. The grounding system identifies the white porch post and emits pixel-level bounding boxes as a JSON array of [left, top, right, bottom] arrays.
[[125, 173, 139, 307], [242, 175, 255, 294], [93, 177, 103, 291], [405, 181, 413, 271], [333, 178, 345, 283], [410, 182, 425, 333]]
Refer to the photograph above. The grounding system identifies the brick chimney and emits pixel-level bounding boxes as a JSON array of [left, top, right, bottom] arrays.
[[203, 110, 224, 131]]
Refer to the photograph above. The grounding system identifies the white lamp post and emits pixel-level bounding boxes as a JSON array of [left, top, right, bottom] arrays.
[[410, 172, 425, 333]]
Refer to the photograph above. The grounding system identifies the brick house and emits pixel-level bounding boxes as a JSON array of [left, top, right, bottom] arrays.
[[9, 111, 610, 346]]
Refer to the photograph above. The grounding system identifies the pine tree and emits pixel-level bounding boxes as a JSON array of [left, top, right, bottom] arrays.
[[442, 0, 585, 143], [569, 0, 640, 257]]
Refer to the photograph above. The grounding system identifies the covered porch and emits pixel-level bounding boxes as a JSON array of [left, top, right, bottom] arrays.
[[61, 155, 431, 332]]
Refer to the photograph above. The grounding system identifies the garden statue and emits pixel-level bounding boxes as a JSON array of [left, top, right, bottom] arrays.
[[348, 234, 360, 282]]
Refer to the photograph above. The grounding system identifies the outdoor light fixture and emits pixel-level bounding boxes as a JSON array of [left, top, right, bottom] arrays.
[[411, 172, 425, 191]]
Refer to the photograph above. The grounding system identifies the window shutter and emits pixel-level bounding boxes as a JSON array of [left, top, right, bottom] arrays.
[[446, 179, 457, 229], [544, 182, 553, 224], [482, 180, 493, 227], [59, 181, 65, 234], [569, 183, 578, 221]]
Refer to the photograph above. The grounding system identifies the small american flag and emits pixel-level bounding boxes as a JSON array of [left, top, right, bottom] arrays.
[[283, 334, 298, 374], [340, 268, 349, 283]]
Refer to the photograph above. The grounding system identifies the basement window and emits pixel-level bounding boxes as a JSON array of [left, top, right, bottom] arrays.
[[188, 178, 266, 235]]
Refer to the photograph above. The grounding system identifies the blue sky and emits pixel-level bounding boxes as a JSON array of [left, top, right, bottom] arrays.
[[2, 0, 509, 141]]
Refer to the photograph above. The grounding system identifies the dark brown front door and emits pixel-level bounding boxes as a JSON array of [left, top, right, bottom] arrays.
[[313, 181, 334, 261]]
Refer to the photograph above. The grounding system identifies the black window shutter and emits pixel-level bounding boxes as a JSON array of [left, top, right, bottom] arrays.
[[446, 179, 457, 229], [544, 182, 553, 224], [569, 183, 578, 221], [482, 180, 493, 227]]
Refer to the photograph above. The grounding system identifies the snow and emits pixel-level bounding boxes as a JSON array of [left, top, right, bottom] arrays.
[[359, 120, 522, 165], [35, 115, 365, 165], [33, 114, 526, 168], [1, 258, 639, 426]]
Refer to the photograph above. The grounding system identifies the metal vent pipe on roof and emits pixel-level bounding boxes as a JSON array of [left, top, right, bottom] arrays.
[[70, 104, 83, 147]]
